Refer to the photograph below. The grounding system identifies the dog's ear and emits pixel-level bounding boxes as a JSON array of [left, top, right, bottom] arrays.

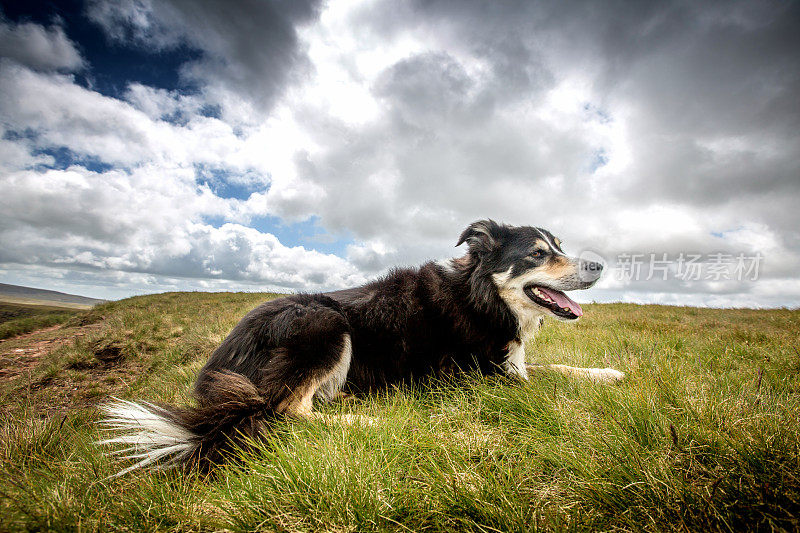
[[456, 219, 500, 254]]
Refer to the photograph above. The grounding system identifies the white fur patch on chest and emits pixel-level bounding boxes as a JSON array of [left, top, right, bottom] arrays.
[[491, 268, 547, 380], [497, 287, 543, 343], [503, 340, 529, 380]]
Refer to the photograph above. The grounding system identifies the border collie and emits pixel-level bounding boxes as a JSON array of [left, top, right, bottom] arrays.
[[101, 220, 624, 475]]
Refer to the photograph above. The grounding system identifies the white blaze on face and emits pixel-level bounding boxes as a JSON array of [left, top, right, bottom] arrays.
[[493, 267, 547, 340]]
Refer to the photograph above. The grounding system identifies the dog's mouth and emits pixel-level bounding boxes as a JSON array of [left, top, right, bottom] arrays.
[[523, 285, 583, 320]]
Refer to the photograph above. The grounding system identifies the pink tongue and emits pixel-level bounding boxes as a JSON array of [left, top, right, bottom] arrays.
[[538, 287, 583, 317]]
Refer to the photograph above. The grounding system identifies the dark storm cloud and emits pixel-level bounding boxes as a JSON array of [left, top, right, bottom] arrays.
[[304, 0, 800, 267], [87, 0, 323, 120], [352, 0, 800, 201], [375, 52, 483, 127]]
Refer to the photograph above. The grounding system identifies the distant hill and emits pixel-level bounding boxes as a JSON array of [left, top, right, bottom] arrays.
[[0, 283, 106, 308]]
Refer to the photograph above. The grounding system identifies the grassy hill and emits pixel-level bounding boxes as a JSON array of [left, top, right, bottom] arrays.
[[0, 301, 84, 340], [0, 292, 798, 531], [0, 283, 106, 340], [0, 282, 106, 308]]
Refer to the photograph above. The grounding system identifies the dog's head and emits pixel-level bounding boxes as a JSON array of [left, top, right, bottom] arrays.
[[456, 220, 602, 322]]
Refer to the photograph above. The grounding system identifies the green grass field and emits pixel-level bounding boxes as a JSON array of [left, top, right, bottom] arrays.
[[0, 292, 798, 531], [0, 301, 84, 341]]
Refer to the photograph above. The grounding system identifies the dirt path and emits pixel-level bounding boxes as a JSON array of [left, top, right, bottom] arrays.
[[0, 324, 104, 379], [0, 323, 105, 416], [0, 325, 68, 380]]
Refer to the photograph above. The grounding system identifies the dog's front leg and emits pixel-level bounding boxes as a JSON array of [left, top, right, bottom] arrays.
[[525, 363, 625, 384], [503, 341, 530, 380], [307, 412, 378, 427]]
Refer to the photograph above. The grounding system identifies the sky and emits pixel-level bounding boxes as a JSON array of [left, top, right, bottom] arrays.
[[0, 0, 798, 307]]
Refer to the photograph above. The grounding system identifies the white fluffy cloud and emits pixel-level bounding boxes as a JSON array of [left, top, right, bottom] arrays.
[[0, 163, 364, 291], [0, 17, 84, 71], [0, 53, 364, 294]]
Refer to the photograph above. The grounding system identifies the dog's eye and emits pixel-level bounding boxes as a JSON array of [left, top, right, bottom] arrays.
[[530, 250, 544, 258]]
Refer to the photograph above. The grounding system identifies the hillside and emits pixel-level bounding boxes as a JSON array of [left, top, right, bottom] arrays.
[[0, 292, 798, 531], [0, 282, 106, 309], [0, 301, 82, 340]]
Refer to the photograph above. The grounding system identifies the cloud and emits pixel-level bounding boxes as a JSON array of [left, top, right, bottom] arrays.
[[0, 165, 364, 291], [0, 55, 363, 294], [86, 0, 323, 122], [0, 61, 236, 168], [0, 61, 319, 208], [0, 17, 85, 71], [266, 1, 800, 285]]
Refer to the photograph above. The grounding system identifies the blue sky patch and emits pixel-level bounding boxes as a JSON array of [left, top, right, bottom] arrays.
[[33, 146, 115, 173], [199, 214, 354, 256], [2, 0, 201, 99], [195, 164, 268, 201], [589, 148, 609, 173], [252, 215, 354, 256]]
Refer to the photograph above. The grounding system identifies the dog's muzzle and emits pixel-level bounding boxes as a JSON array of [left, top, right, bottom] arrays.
[[522, 257, 603, 320]]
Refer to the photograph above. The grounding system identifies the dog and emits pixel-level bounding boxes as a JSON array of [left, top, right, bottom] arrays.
[[100, 220, 624, 475]]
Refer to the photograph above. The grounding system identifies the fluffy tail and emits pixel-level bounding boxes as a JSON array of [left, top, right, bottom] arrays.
[[99, 399, 197, 477], [98, 372, 271, 477]]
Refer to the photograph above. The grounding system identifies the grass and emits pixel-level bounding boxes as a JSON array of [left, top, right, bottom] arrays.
[[0, 292, 798, 531], [0, 302, 82, 340]]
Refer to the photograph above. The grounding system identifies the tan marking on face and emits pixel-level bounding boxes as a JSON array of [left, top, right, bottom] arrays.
[[532, 238, 548, 251], [554, 237, 562, 248], [542, 254, 577, 279]]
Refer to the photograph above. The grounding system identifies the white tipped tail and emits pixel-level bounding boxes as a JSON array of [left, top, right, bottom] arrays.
[[99, 398, 196, 477]]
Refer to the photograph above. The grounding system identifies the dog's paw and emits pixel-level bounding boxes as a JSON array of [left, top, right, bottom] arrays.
[[589, 368, 626, 383]]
